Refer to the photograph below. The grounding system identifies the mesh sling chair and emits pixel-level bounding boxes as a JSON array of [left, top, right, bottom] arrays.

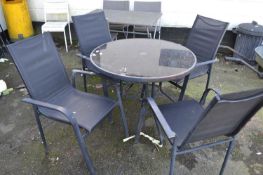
[[133, 1, 162, 39], [103, 0, 130, 38], [160, 15, 229, 102], [136, 88, 263, 175], [7, 33, 129, 174], [72, 11, 115, 92]]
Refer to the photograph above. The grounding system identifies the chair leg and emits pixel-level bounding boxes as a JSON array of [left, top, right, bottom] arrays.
[[102, 79, 113, 124], [153, 117, 164, 145], [135, 102, 147, 143], [115, 85, 129, 137], [169, 141, 178, 175], [219, 140, 235, 175], [205, 72, 211, 92], [32, 106, 48, 154], [83, 74, 88, 92], [68, 24, 72, 45], [178, 75, 190, 101], [72, 125, 96, 175], [63, 30, 68, 52], [140, 84, 147, 100]]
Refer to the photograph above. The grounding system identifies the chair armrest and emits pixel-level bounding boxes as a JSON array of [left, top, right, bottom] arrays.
[[199, 88, 221, 104], [147, 97, 176, 139], [22, 98, 78, 126], [71, 69, 96, 88], [195, 59, 218, 67], [76, 53, 90, 60]]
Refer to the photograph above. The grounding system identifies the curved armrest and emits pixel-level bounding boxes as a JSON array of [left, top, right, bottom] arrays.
[[76, 53, 89, 60], [147, 97, 176, 139], [22, 98, 78, 126], [71, 69, 96, 87], [195, 59, 218, 68], [200, 88, 221, 104]]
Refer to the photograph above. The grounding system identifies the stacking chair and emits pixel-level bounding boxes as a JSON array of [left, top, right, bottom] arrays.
[[136, 88, 263, 175], [41, 1, 72, 52], [160, 15, 228, 102], [7, 33, 129, 175], [72, 11, 115, 92], [133, 1, 162, 39], [103, 0, 130, 38]]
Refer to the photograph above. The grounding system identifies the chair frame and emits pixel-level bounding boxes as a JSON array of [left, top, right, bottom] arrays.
[[42, 1, 72, 52], [160, 15, 228, 102], [7, 34, 129, 175], [133, 1, 162, 39], [103, 0, 130, 38], [136, 88, 263, 175]]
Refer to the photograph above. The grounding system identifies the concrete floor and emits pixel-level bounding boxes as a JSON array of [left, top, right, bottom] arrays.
[[0, 42, 263, 175]]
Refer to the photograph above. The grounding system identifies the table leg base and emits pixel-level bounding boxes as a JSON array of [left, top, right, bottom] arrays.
[[123, 132, 163, 148]]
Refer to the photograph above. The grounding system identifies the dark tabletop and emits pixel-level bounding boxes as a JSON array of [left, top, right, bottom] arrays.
[[90, 39, 197, 83]]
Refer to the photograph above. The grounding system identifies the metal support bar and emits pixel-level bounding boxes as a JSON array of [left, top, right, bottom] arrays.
[[177, 137, 234, 155], [115, 85, 129, 137], [32, 106, 48, 154], [178, 75, 189, 101], [219, 139, 235, 175], [225, 56, 263, 78]]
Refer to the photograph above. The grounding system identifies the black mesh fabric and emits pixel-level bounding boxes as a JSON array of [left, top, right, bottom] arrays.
[[186, 15, 228, 63], [103, 0, 129, 10], [7, 33, 70, 101], [187, 88, 263, 143], [72, 11, 112, 69], [7, 33, 117, 132]]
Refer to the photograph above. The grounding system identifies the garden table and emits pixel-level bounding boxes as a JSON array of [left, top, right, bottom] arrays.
[[90, 38, 197, 146]]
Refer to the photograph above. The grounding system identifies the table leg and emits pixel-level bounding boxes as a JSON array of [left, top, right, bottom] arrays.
[[178, 75, 190, 101]]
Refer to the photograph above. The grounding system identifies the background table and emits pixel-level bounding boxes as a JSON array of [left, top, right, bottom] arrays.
[[104, 10, 162, 38]]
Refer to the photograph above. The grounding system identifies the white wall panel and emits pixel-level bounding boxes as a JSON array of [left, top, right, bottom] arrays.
[[27, 0, 263, 29]]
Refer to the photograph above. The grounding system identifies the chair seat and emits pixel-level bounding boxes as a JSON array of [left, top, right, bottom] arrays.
[[42, 22, 68, 32], [158, 100, 204, 147], [39, 87, 116, 132], [171, 64, 209, 84]]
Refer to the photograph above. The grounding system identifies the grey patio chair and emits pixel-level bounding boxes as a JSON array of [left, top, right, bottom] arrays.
[[7, 33, 129, 175], [136, 88, 263, 175], [160, 15, 229, 102], [72, 10, 115, 92], [103, 0, 130, 38], [133, 1, 162, 39]]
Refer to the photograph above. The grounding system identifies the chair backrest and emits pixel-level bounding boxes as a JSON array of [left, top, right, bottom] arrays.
[[103, 0, 130, 11], [44, 1, 70, 22], [185, 15, 228, 63], [72, 11, 112, 58], [186, 88, 263, 144], [7, 33, 70, 101], [134, 1, 161, 12]]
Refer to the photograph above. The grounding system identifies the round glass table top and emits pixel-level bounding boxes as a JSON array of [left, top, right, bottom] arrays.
[[90, 39, 197, 83]]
